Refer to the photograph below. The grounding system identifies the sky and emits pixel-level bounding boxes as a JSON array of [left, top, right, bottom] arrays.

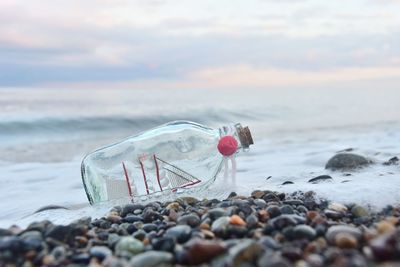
[[0, 0, 400, 89]]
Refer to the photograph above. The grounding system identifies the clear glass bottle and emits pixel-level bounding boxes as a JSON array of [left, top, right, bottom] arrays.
[[81, 121, 253, 204]]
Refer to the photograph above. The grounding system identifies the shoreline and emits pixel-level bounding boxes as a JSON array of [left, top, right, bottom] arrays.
[[1, 190, 399, 266]]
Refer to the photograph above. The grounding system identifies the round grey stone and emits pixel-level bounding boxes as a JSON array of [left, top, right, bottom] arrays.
[[325, 153, 371, 171]]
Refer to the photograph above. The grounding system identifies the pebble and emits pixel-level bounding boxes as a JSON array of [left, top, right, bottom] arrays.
[[325, 153, 371, 170], [121, 204, 145, 216], [179, 196, 199, 205], [258, 252, 291, 267], [292, 224, 317, 240], [165, 225, 191, 243], [328, 202, 348, 213], [246, 214, 259, 229], [351, 205, 369, 218], [142, 209, 160, 223], [107, 214, 122, 223], [266, 205, 282, 218], [383, 156, 399, 166], [269, 214, 305, 229], [177, 214, 201, 227], [229, 215, 246, 226], [142, 223, 157, 233], [130, 251, 173, 267], [228, 239, 265, 267], [334, 233, 358, 249], [326, 225, 362, 244], [263, 193, 280, 203], [324, 209, 344, 220], [122, 215, 143, 223], [251, 190, 266, 199], [376, 220, 396, 234], [283, 200, 304, 206], [179, 239, 226, 265], [115, 236, 144, 257], [45, 225, 72, 243], [90, 246, 112, 260], [281, 246, 303, 262], [280, 205, 295, 214], [208, 208, 228, 220], [369, 231, 399, 261], [51, 246, 66, 263], [34, 205, 69, 213], [253, 199, 267, 208], [259, 236, 281, 250], [0, 236, 22, 252], [151, 237, 175, 252], [166, 202, 180, 210], [308, 175, 333, 184], [211, 216, 230, 233]]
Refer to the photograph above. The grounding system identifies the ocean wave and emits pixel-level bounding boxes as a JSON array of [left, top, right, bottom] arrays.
[[0, 109, 259, 136]]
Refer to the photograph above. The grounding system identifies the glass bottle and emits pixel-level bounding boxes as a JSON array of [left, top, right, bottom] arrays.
[[81, 121, 253, 204]]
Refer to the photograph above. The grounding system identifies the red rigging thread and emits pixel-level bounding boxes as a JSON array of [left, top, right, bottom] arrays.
[[139, 159, 150, 195], [122, 155, 202, 197], [154, 154, 163, 192], [122, 162, 133, 197]]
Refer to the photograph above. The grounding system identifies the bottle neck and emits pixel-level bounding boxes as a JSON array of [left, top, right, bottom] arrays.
[[219, 123, 254, 151]]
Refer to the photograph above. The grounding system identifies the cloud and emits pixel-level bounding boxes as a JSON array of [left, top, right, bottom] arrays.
[[39, 64, 400, 91], [0, 0, 399, 87]]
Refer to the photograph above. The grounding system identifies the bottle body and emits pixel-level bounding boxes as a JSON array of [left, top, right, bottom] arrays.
[[81, 121, 252, 204]]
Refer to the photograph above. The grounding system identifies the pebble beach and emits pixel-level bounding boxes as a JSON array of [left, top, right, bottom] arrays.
[[1, 188, 400, 267], [1, 152, 400, 267]]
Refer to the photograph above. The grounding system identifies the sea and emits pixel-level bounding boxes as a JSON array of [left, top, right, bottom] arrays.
[[0, 87, 399, 227]]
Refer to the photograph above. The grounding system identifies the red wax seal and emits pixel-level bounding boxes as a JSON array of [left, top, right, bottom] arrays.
[[217, 135, 238, 156]]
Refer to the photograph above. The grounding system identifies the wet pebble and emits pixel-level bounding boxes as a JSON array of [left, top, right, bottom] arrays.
[[211, 216, 230, 233], [325, 153, 371, 171], [308, 175, 333, 184], [324, 209, 344, 220], [230, 215, 246, 226], [142, 223, 157, 233], [280, 205, 294, 214], [246, 214, 259, 229], [177, 214, 200, 227], [151, 237, 175, 252], [130, 251, 173, 267], [115, 236, 144, 257], [328, 202, 348, 213], [266, 205, 282, 218], [263, 193, 280, 203], [369, 231, 399, 261], [142, 209, 161, 223], [179, 239, 226, 265], [122, 215, 143, 223], [45, 225, 72, 243], [90, 246, 112, 261], [383, 156, 399, 166], [253, 199, 267, 208], [326, 225, 362, 244], [334, 233, 358, 249], [251, 190, 266, 199], [121, 204, 145, 216], [351, 205, 369, 218], [165, 225, 191, 244], [228, 239, 265, 266], [292, 224, 316, 240], [208, 208, 228, 220], [269, 214, 305, 229]]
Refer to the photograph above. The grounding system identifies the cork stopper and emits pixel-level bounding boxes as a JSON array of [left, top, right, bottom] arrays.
[[236, 125, 254, 149]]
